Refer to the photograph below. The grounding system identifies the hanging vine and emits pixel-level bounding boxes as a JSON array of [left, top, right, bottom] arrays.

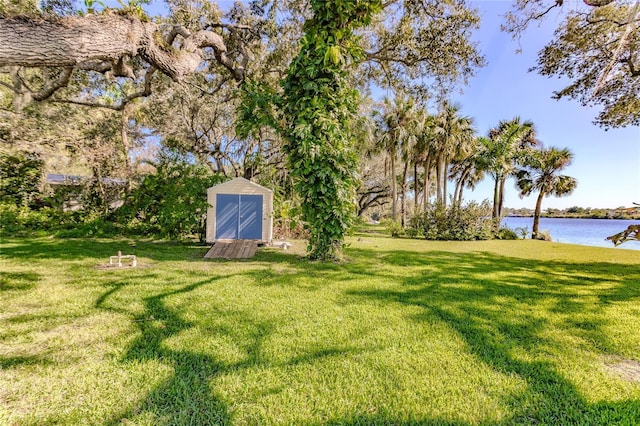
[[239, 0, 382, 260]]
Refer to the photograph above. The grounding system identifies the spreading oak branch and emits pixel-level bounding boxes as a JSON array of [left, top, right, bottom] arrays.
[[0, 13, 247, 108]]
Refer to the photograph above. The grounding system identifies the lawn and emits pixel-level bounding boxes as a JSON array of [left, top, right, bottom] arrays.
[[1, 232, 639, 425]]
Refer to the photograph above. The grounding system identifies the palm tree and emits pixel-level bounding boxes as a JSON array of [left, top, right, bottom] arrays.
[[431, 101, 475, 208], [413, 112, 436, 212], [449, 136, 488, 206], [379, 94, 421, 225], [516, 147, 578, 239], [483, 117, 537, 225]]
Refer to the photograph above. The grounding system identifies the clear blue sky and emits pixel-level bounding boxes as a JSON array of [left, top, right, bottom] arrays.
[[454, 1, 640, 210], [138, 0, 638, 209]]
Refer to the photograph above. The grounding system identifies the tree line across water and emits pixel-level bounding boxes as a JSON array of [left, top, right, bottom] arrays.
[[506, 206, 640, 220]]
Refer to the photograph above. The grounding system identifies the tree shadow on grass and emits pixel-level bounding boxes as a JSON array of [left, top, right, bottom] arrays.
[[345, 248, 640, 425], [96, 277, 234, 424], [15, 240, 636, 424], [97, 272, 360, 425], [200, 247, 640, 424], [94, 264, 382, 425], [0, 271, 40, 291], [0, 354, 51, 369]]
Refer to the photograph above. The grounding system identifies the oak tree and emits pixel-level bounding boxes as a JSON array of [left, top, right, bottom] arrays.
[[505, 0, 640, 128]]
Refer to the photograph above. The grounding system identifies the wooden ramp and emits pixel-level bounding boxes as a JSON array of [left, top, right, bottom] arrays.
[[204, 240, 258, 259]]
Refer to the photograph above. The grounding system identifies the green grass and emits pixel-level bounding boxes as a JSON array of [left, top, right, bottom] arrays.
[[1, 232, 639, 425]]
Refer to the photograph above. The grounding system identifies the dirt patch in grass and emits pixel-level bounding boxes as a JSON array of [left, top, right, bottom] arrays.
[[604, 357, 640, 383]]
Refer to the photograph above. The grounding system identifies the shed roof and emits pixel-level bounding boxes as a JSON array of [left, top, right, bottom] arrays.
[[207, 177, 273, 193]]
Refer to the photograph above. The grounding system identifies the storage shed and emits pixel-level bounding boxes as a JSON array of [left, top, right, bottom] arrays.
[[206, 177, 273, 244]]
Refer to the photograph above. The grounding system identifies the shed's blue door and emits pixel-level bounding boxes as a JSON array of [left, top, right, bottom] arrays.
[[238, 194, 262, 239], [215, 194, 263, 240]]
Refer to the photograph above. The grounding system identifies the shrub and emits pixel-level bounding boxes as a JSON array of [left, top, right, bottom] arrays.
[[514, 227, 529, 239], [404, 227, 420, 238], [0, 202, 103, 236], [497, 227, 519, 240], [0, 203, 120, 237], [272, 198, 308, 240], [56, 218, 121, 238], [0, 203, 23, 234], [413, 201, 494, 241], [0, 203, 56, 234], [381, 219, 404, 237], [0, 151, 45, 207], [1, 150, 225, 241], [534, 230, 553, 241], [115, 150, 224, 241]]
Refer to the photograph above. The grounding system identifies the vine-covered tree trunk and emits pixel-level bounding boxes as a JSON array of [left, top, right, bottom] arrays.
[[280, 0, 382, 260]]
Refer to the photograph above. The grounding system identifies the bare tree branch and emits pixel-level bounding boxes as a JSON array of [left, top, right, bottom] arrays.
[[0, 79, 17, 93], [51, 66, 157, 111], [32, 67, 73, 101]]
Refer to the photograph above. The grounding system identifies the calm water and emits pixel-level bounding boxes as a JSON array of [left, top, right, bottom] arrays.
[[502, 217, 640, 251]]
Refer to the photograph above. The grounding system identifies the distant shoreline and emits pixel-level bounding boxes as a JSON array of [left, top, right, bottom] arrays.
[[505, 207, 640, 221], [506, 214, 640, 220]]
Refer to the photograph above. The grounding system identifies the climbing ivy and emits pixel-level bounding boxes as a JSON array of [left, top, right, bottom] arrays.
[[240, 0, 381, 260], [278, 1, 381, 260]]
